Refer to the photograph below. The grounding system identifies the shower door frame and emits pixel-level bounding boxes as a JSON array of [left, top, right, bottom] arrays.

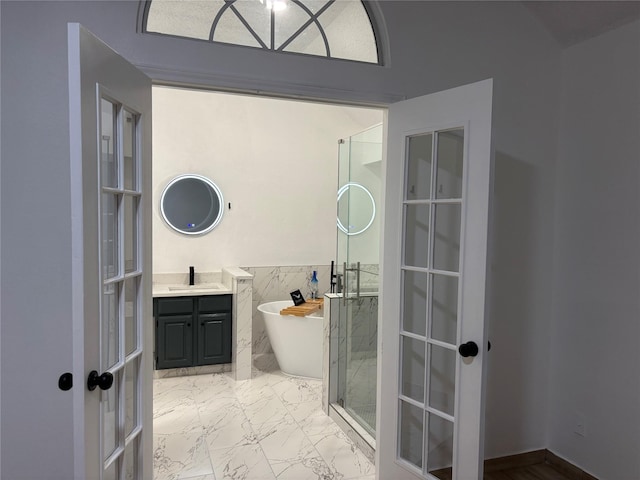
[[332, 124, 383, 444]]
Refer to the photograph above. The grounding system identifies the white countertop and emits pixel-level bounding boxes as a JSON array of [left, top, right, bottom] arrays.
[[152, 283, 233, 297], [152, 267, 252, 298]]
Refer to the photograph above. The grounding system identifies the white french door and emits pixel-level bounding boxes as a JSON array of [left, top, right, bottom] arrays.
[[378, 79, 493, 479], [68, 24, 152, 479]]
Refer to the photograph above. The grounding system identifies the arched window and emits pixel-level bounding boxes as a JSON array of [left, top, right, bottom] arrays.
[[143, 0, 382, 64]]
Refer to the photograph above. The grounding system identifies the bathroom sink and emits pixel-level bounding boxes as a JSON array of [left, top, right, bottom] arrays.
[[167, 283, 225, 292]]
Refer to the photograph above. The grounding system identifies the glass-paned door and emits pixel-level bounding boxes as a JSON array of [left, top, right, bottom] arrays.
[[377, 79, 493, 480], [99, 96, 143, 480], [69, 23, 151, 479], [399, 128, 464, 477]]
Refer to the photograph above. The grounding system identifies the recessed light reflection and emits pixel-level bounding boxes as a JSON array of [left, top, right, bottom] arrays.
[[260, 0, 287, 11]]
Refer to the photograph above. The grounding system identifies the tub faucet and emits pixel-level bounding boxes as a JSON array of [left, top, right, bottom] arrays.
[[330, 260, 336, 293], [189, 266, 195, 286]]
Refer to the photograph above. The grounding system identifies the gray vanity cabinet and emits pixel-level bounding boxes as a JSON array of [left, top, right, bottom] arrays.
[[154, 295, 232, 370], [156, 314, 193, 369]]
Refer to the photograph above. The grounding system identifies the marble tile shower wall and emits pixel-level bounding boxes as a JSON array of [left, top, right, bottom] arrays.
[[340, 297, 378, 419], [242, 265, 332, 354], [347, 296, 378, 356]]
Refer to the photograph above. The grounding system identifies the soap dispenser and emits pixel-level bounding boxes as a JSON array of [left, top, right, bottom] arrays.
[[310, 270, 319, 299]]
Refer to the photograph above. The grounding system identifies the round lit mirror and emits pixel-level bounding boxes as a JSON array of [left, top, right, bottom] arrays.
[[337, 182, 376, 236], [160, 174, 224, 235]]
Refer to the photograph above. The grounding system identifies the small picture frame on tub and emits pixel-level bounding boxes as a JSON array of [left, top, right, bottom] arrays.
[[290, 289, 305, 306]]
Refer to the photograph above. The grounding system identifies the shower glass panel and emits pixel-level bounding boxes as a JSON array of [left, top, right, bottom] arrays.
[[335, 124, 382, 437]]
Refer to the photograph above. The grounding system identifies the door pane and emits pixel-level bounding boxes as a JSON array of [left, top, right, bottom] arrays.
[[433, 204, 461, 272], [406, 134, 432, 201], [102, 194, 119, 279], [230, 0, 270, 47], [124, 277, 138, 356], [399, 400, 423, 469], [103, 461, 117, 480], [124, 195, 138, 274], [401, 336, 425, 402], [125, 359, 138, 437], [427, 414, 454, 473], [99, 95, 141, 479], [123, 111, 136, 191], [402, 270, 428, 336], [102, 283, 119, 370], [213, 10, 262, 48], [123, 438, 138, 480], [100, 99, 118, 188], [431, 274, 458, 345], [404, 204, 430, 268], [435, 129, 464, 199], [274, 1, 308, 49], [282, 22, 326, 57], [428, 344, 456, 416], [102, 372, 119, 459]]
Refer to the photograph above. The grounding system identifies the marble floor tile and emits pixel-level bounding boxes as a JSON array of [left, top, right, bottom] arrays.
[[284, 398, 323, 423], [311, 429, 375, 479], [270, 455, 334, 480], [153, 429, 214, 480], [241, 391, 295, 428], [299, 411, 345, 439], [200, 402, 257, 450], [172, 476, 216, 480], [154, 386, 197, 414], [209, 443, 276, 480], [270, 376, 323, 405], [154, 403, 202, 436], [256, 420, 328, 480], [153, 365, 375, 480]]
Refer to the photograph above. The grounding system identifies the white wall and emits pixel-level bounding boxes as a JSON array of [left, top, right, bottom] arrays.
[[1, 4, 76, 477], [152, 86, 382, 272], [549, 19, 640, 478], [2, 1, 568, 476]]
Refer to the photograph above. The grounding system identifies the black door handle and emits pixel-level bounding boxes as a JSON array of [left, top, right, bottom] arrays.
[[87, 370, 114, 391], [458, 341, 479, 358]]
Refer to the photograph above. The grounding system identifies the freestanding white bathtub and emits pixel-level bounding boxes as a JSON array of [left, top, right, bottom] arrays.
[[257, 300, 323, 379]]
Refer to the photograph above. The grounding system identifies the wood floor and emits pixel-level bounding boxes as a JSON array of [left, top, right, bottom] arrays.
[[484, 462, 573, 480], [431, 449, 596, 480], [433, 463, 572, 480]]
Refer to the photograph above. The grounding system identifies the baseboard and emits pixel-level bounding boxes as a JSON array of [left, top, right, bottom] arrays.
[[430, 449, 598, 479]]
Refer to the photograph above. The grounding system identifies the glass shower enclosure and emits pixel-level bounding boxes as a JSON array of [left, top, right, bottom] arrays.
[[332, 124, 382, 441]]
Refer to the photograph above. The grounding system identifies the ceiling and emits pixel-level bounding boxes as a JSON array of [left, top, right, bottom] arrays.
[[523, 1, 640, 46]]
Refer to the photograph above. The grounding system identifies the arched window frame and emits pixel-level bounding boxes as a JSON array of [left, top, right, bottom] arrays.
[[139, 0, 387, 66]]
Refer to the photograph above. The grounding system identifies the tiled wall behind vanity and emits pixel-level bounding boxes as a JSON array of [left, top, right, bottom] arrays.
[[242, 265, 332, 354]]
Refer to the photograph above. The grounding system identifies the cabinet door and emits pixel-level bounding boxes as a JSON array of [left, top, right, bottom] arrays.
[[156, 314, 193, 369], [197, 312, 231, 365]]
